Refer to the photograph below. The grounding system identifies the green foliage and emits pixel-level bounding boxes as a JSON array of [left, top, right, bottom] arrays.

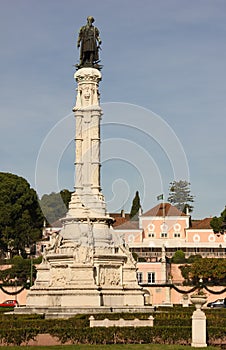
[[0, 256, 37, 285], [48, 326, 192, 345], [0, 172, 44, 256], [210, 207, 226, 233], [0, 310, 225, 346], [129, 191, 141, 220], [168, 180, 194, 213], [171, 250, 186, 264], [0, 328, 38, 346], [187, 254, 202, 263], [39, 189, 72, 224], [210, 216, 222, 233], [60, 189, 72, 208], [179, 258, 226, 285], [179, 264, 192, 284]]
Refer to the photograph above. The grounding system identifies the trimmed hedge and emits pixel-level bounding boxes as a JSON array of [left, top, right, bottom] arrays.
[[0, 309, 225, 346], [0, 328, 38, 346], [49, 326, 191, 345], [0, 325, 225, 346]]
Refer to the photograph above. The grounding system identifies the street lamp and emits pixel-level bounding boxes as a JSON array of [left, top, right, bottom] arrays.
[[14, 276, 18, 304], [30, 257, 33, 287]]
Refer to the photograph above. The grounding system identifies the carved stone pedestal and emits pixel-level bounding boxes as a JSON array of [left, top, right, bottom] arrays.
[[190, 295, 207, 347], [22, 240, 145, 316]]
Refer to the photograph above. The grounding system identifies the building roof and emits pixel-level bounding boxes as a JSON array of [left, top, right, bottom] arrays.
[[111, 213, 130, 228], [112, 217, 129, 228], [113, 220, 140, 230], [142, 202, 186, 217], [190, 217, 212, 229]]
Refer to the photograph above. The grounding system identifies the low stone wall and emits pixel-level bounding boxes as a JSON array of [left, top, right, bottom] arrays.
[[89, 315, 154, 327]]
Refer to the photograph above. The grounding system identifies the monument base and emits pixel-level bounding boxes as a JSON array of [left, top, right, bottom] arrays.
[[14, 305, 154, 319], [15, 243, 146, 318]]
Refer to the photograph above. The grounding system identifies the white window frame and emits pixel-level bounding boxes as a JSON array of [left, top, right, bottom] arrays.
[[137, 272, 143, 284], [147, 272, 155, 284]]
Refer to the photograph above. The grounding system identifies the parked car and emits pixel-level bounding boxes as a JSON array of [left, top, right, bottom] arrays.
[[207, 298, 226, 308], [0, 300, 19, 308]]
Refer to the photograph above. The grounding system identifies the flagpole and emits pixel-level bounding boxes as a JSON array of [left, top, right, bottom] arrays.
[[157, 194, 165, 222]]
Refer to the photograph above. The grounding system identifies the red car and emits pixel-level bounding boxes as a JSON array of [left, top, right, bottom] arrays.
[[0, 300, 19, 307]]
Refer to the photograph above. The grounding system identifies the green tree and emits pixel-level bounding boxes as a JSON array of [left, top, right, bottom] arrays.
[[0, 172, 44, 257], [187, 254, 202, 263], [210, 207, 226, 233], [168, 180, 194, 213], [179, 264, 192, 284], [180, 258, 226, 285], [171, 250, 186, 264], [0, 255, 38, 285], [60, 189, 72, 208], [39, 189, 72, 224], [129, 191, 141, 220]]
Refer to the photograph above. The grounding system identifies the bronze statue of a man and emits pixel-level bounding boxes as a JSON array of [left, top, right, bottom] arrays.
[[77, 16, 102, 68]]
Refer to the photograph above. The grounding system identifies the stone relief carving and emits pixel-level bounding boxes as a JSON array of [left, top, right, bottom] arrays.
[[50, 267, 71, 287], [99, 267, 120, 286], [74, 68, 101, 109], [76, 246, 92, 264], [76, 83, 99, 108]]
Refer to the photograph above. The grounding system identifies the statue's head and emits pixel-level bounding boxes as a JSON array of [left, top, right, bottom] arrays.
[[87, 16, 95, 24]]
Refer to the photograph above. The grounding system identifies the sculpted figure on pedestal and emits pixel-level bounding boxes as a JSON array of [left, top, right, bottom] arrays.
[[77, 16, 102, 68], [42, 232, 62, 263]]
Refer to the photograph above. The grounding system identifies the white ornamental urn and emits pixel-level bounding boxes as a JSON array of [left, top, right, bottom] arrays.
[[190, 292, 207, 310]]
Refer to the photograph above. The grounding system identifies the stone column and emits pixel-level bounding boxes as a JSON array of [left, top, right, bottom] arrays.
[[68, 67, 107, 217], [74, 111, 83, 191]]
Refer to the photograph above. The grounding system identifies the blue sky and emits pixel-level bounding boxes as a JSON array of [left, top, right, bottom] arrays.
[[1, 0, 226, 219]]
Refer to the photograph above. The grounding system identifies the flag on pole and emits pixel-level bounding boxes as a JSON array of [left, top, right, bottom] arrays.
[[157, 194, 164, 201]]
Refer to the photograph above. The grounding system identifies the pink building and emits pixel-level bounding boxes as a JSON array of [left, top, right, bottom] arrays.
[[39, 202, 226, 306], [112, 203, 226, 305], [113, 203, 226, 262]]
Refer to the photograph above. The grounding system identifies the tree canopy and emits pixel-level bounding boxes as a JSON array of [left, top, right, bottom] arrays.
[[168, 180, 194, 213], [171, 250, 186, 264], [210, 207, 226, 233], [179, 257, 226, 285], [0, 255, 41, 285], [0, 172, 44, 257], [39, 189, 72, 224], [129, 191, 141, 220]]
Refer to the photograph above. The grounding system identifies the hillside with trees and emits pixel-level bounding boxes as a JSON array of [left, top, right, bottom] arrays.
[[39, 189, 72, 224]]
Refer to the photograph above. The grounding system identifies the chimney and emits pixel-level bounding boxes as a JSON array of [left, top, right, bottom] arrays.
[[121, 209, 125, 218]]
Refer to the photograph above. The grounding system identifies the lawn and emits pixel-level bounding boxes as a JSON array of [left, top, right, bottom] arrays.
[[0, 345, 220, 350]]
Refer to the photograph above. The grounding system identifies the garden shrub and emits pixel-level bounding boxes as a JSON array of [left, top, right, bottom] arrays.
[[0, 309, 225, 345]]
